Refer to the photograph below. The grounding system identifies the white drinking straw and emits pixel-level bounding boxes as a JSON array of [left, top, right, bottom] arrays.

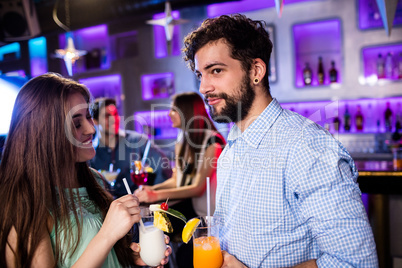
[[141, 140, 151, 168], [206, 176, 211, 237], [122, 178, 146, 233]]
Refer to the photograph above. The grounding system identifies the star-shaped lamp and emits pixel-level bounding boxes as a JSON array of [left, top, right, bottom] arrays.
[[54, 37, 87, 76], [275, 0, 284, 18], [146, 1, 188, 41]]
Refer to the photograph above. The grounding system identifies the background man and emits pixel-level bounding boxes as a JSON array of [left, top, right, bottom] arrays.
[[90, 97, 172, 198]]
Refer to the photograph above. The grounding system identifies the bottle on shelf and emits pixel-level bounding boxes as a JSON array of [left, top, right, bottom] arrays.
[[398, 52, 402, 79], [333, 115, 340, 132], [329, 60, 338, 83], [396, 102, 402, 131], [355, 105, 364, 132], [384, 102, 393, 132], [344, 104, 351, 132], [385, 52, 394, 79], [366, 103, 374, 131], [376, 53, 385, 79], [317, 56, 325, 85], [303, 62, 312, 86]]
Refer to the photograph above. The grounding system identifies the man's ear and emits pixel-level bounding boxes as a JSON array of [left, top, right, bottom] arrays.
[[251, 58, 266, 82]]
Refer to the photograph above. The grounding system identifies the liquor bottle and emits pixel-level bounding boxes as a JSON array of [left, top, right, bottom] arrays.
[[384, 102, 393, 132], [317, 56, 325, 85], [333, 115, 340, 132], [344, 104, 351, 132], [398, 52, 402, 79], [303, 62, 312, 86], [366, 103, 374, 131], [385, 52, 394, 79], [355, 105, 364, 132], [396, 102, 402, 131], [329, 60, 338, 83], [377, 53, 385, 79]]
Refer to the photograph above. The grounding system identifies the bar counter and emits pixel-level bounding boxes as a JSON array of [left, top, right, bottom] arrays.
[[355, 160, 402, 268]]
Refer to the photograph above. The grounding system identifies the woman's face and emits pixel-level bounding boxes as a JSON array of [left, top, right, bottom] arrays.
[[67, 92, 96, 162], [168, 103, 182, 129]]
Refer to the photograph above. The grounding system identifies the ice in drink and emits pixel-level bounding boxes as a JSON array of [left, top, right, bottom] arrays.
[[193, 236, 223, 268]]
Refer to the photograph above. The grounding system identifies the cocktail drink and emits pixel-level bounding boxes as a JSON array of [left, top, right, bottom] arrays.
[[131, 171, 148, 186], [102, 171, 119, 184], [130, 160, 148, 186], [193, 216, 223, 268], [100, 168, 120, 189], [139, 207, 166, 267]]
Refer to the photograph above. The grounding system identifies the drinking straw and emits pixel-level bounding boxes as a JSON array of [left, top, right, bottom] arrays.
[[206, 176, 211, 237], [141, 140, 151, 168], [109, 163, 114, 172], [122, 178, 146, 233]]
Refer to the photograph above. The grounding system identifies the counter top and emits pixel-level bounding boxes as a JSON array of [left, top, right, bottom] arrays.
[[355, 160, 402, 195]]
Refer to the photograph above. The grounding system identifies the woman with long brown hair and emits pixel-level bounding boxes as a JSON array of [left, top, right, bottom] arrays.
[[0, 73, 170, 267], [135, 92, 226, 267]]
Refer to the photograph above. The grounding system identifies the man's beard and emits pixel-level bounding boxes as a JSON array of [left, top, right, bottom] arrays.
[[206, 75, 255, 123]]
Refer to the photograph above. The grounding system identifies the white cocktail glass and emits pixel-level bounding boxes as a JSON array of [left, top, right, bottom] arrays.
[[139, 207, 166, 267]]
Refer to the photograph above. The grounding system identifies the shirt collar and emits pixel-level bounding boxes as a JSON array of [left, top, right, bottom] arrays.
[[227, 98, 282, 148]]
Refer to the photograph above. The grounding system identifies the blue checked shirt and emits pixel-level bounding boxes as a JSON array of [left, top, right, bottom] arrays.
[[215, 98, 378, 268]]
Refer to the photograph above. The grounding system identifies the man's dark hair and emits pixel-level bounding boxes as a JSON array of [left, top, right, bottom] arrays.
[[182, 14, 273, 94], [91, 97, 117, 120]]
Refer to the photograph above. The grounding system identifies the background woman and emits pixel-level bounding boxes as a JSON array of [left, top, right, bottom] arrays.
[[135, 92, 226, 267], [0, 73, 170, 267]]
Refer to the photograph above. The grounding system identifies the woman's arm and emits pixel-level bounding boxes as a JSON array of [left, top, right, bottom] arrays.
[[71, 194, 141, 268], [150, 168, 177, 190], [6, 194, 141, 268], [6, 225, 55, 268], [135, 143, 222, 203]]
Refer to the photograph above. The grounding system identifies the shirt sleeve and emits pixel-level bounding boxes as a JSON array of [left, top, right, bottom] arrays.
[[291, 130, 378, 267]]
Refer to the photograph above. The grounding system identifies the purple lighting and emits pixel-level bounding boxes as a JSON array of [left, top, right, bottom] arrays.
[[281, 96, 402, 134], [207, 0, 323, 17], [293, 19, 342, 87], [358, 0, 402, 30], [59, 24, 110, 73], [79, 74, 122, 109], [362, 43, 402, 80], [141, 72, 174, 100], [134, 110, 178, 139]]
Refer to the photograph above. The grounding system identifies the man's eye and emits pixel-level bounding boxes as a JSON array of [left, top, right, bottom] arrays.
[[196, 73, 202, 80], [212, 68, 222, 74]]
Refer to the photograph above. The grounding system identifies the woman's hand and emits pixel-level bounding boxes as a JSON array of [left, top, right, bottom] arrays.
[[98, 194, 141, 244], [134, 187, 158, 203], [131, 235, 172, 267]]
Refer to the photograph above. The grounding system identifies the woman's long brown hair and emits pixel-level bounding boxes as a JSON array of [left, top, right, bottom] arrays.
[[172, 92, 220, 175], [0, 73, 134, 267]]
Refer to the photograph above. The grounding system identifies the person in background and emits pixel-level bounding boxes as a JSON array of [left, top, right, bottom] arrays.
[[0, 73, 171, 268], [90, 97, 172, 198], [135, 92, 226, 267], [182, 14, 378, 267]]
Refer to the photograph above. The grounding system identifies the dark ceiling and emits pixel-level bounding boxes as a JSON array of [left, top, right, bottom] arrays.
[[33, 0, 237, 36]]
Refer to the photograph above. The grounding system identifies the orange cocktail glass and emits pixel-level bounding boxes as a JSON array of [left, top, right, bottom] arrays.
[[193, 216, 223, 268]]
